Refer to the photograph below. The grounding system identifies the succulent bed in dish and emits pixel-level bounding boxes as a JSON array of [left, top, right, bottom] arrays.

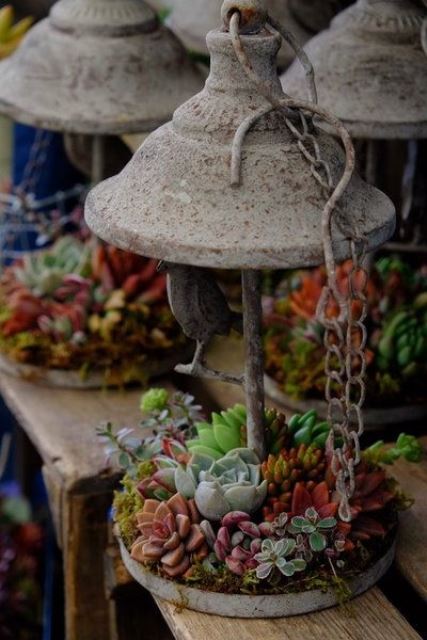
[[100, 388, 421, 608], [264, 257, 427, 409], [0, 237, 187, 386]]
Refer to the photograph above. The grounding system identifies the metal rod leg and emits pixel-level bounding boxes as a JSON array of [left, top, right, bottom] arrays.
[[91, 135, 105, 185], [242, 269, 266, 460]]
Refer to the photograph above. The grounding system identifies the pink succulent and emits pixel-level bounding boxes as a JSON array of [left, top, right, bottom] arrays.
[[211, 511, 263, 576], [131, 494, 208, 578]]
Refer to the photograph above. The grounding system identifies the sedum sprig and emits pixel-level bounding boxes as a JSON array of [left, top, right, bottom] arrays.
[[363, 433, 423, 466]]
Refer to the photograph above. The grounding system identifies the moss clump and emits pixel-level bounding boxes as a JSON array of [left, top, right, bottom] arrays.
[[114, 462, 157, 546]]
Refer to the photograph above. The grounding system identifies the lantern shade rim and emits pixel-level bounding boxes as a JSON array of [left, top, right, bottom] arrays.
[[85, 122, 395, 270], [316, 118, 427, 142]]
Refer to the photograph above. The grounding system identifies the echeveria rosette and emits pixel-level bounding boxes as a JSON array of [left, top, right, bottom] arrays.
[[131, 494, 208, 578], [175, 449, 267, 521], [254, 539, 306, 580], [202, 511, 264, 576]]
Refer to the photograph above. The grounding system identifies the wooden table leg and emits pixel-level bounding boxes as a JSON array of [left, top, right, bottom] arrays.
[[62, 492, 113, 640]]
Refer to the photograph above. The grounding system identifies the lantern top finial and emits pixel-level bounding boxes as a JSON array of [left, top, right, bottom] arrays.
[[221, 0, 268, 34]]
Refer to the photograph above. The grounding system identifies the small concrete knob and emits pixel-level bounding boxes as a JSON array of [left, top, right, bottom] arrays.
[[221, 0, 268, 34]]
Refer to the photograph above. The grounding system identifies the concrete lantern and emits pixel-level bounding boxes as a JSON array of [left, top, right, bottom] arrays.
[[0, 0, 204, 182], [283, 0, 427, 140], [86, 4, 395, 457]]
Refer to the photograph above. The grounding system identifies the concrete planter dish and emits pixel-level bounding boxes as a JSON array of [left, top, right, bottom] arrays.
[[265, 374, 427, 430], [0, 349, 190, 389], [119, 537, 396, 618]]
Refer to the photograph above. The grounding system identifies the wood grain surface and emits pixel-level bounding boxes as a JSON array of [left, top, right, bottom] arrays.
[[392, 436, 427, 602], [156, 587, 421, 640]]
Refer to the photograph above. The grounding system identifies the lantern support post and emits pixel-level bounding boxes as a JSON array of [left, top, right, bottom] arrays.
[[242, 268, 266, 460]]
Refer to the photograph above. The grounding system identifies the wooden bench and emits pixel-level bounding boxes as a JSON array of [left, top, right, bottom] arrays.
[[155, 588, 421, 640], [393, 442, 427, 603]]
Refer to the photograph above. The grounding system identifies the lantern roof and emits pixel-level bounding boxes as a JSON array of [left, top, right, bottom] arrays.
[[166, 0, 310, 69], [282, 0, 427, 140], [0, 0, 203, 135], [85, 26, 395, 270]]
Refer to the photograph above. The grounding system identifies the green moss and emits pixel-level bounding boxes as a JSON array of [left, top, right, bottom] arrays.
[[113, 471, 147, 547]]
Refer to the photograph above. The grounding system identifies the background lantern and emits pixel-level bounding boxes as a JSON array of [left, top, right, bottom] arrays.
[[283, 0, 427, 251], [0, 0, 204, 183]]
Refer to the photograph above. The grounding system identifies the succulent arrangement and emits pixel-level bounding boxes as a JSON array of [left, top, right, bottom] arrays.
[[0, 237, 187, 384], [100, 389, 422, 596], [264, 257, 427, 406]]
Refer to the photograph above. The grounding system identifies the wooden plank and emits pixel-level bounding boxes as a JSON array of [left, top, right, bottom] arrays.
[[42, 464, 64, 548], [0, 373, 156, 492], [155, 588, 421, 640], [104, 543, 174, 640], [62, 492, 113, 640], [392, 436, 427, 602]]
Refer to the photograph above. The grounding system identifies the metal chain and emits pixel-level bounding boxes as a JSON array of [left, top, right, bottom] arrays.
[[16, 128, 54, 198], [228, 9, 369, 521]]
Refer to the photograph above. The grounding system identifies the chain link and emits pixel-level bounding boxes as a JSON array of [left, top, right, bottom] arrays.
[[229, 10, 369, 521]]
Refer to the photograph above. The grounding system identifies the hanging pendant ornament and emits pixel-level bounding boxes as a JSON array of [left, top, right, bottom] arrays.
[[167, 0, 310, 70], [86, 0, 395, 511], [283, 0, 427, 140]]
